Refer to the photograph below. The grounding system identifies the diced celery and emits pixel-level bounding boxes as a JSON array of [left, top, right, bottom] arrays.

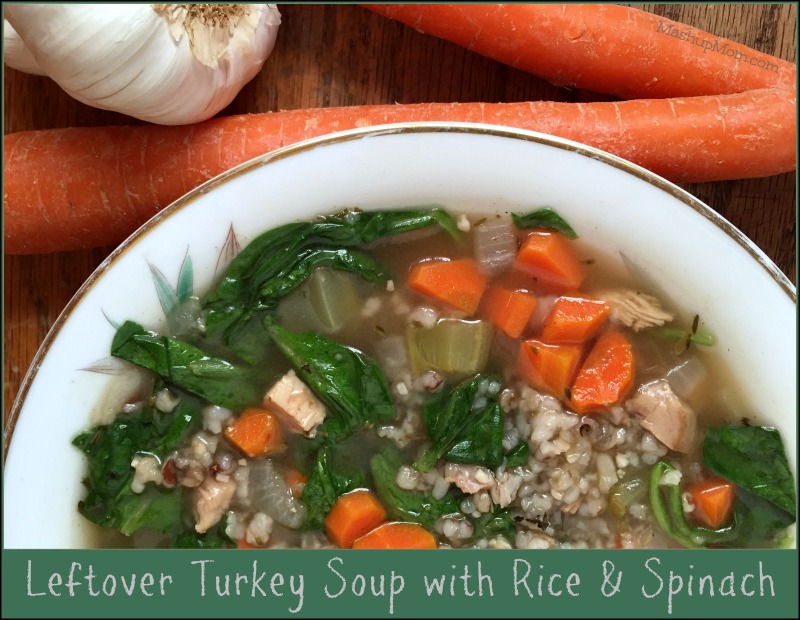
[[608, 472, 647, 521], [309, 268, 359, 332], [406, 319, 493, 375]]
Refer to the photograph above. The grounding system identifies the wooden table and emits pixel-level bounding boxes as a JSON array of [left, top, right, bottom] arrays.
[[4, 4, 796, 428]]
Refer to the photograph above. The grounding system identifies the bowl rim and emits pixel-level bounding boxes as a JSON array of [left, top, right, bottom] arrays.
[[4, 121, 796, 455]]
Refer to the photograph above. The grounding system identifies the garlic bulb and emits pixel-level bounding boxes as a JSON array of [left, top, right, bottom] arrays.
[[3, 21, 46, 75], [4, 4, 281, 125]]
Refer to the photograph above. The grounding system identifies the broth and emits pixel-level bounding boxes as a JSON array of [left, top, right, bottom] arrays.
[[76, 207, 796, 550]]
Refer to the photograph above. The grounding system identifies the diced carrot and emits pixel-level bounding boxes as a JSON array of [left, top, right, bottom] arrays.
[[569, 330, 635, 414], [689, 476, 736, 530], [224, 407, 286, 458], [407, 258, 488, 314], [352, 522, 438, 549], [514, 229, 586, 293], [480, 286, 538, 339], [540, 295, 610, 343], [285, 467, 308, 499], [325, 490, 388, 549], [517, 338, 583, 399]]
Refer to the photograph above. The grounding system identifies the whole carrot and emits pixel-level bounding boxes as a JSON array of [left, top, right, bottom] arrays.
[[362, 4, 796, 98], [4, 87, 796, 254]]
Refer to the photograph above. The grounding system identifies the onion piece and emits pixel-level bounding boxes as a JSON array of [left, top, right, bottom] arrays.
[[473, 215, 516, 276], [527, 294, 557, 334], [309, 268, 359, 332], [665, 356, 708, 401], [248, 460, 307, 529]]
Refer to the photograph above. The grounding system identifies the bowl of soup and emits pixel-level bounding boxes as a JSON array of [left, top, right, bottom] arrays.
[[3, 123, 796, 550]]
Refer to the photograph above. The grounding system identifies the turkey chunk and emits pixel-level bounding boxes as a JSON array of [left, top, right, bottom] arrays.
[[598, 289, 674, 332], [193, 477, 236, 533], [627, 379, 696, 453], [263, 369, 326, 437]]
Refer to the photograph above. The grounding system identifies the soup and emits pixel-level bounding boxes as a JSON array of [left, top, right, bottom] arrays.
[[72, 207, 796, 550]]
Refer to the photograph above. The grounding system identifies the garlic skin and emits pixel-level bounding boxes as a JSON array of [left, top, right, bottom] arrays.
[[4, 4, 281, 125], [3, 20, 46, 75]]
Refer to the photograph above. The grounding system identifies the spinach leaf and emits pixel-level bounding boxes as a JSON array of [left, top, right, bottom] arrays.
[[172, 515, 235, 549], [505, 442, 530, 468], [442, 399, 504, 469], [371, 447, 460, 530], [728, 488, 796, 548], [72, 394, 201, 536], [111, 321, 264, 411], [648, 460, 741, 549], [203, 208, 459, 362], [114, 487, 185, 537], [218, 308, 275, 368], [267, 321, 395, 441], [512, 208, 577, 239], [471, 507, 516, 542], [258, 247, 387, 302], [301, 445, 368, 530], [416, 374, 505, 471], [703, 425, 796, 518], [294, 434, 327, 477]]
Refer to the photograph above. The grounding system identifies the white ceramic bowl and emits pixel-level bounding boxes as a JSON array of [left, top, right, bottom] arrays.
[[4, 123, 796, 548]]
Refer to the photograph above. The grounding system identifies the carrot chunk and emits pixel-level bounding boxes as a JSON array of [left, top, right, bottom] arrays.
[[689, 476, 736, 530], [540, 295, 610, 343], [517, 338, 583, 399], [353, 522, 438, 549], [407, 258, 488, 314], [224, 407, 286, 458], [480, 286, 538, 339], [514, 230, 586, 292], [325, 490, 388, 549], [569, 330, 635, 413]]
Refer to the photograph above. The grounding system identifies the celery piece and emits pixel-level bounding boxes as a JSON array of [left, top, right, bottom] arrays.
[[406, 319, 493, 375], [308, 268, 359, 332], [607, 472, 647, 521]]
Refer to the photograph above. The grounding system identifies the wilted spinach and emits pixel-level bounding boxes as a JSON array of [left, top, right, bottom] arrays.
[[648, 460, 741, 549], [703, 425, 796, 519], [416, 374, 505, 471], [267, 320, 395, 441], [302, 445, 368, 530], [371, 447, 460, 530], [258, 247, 387, 301], [505, 442, 530, 468], [471, 507, 516, 542], [72, 391, 201, 537], [512, 208, 577, 239], [203, 208, 460, 362], [111, 320, 265, 411], [172, 514, 235, 549]]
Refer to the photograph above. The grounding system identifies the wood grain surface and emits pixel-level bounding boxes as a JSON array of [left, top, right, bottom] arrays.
[[3, 4, 797, 428]]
